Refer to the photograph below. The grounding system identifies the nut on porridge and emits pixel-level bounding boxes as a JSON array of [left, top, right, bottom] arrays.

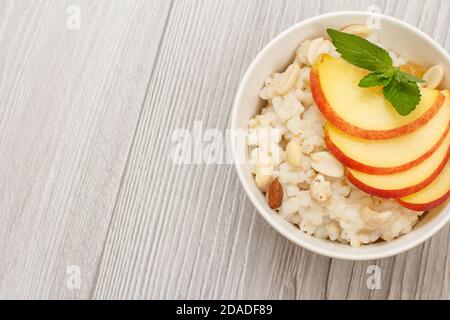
[[248, 26, 449, 247]]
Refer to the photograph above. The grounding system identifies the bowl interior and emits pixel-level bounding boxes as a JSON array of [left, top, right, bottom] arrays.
[[232, 12, 450, 260]]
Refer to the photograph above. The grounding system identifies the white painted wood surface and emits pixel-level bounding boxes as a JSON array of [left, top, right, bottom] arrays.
[[0, 0, 448, 300]]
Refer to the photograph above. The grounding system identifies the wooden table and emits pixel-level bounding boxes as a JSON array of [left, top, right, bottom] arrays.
[[0, 0, 448, 299]]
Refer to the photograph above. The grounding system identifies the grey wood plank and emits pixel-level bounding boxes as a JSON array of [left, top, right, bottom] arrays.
[[92, 0, 449, 299], [0, 0, 171, 299]]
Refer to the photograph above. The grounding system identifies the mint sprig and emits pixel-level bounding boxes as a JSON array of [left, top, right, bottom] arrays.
[[383, 74, 421, 116], [359, 69, 393, 87], [327, 29, 425, 116]]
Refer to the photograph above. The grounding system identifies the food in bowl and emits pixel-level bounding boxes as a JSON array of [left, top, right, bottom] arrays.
[[247, 25, 449, 247]]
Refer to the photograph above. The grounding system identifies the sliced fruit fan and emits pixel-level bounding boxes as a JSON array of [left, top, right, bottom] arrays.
[[310, 55, 450, 211]]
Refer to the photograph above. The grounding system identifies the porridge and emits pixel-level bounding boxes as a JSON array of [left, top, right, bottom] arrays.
[[248, 26, 448, 247]]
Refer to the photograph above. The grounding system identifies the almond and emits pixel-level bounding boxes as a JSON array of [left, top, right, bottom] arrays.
[[311, 151, 344, 178], [310, 174, 332, 202], [341, 24, 372, 38], [267, 179, 283, 209], [423, 65, 444, 89]]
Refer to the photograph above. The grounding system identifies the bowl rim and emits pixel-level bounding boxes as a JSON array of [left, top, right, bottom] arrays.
[[230, 10, 450, 260]]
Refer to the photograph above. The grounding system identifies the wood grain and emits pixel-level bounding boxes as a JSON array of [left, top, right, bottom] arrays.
[[0, 0, 448, 299], [92, 0, 450, 299], [0, 0, 171, 299]]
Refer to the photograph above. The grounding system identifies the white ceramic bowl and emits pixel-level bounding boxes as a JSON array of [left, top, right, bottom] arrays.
[[231, 11, 450, 260]]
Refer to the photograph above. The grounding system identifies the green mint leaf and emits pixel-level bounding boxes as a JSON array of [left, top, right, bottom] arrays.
[[326, 29, 424, 116], [383, 74, 421, 116], [327, 28, 392, 71], [395, 69, 425, 83], [359, 70, 394, 87]]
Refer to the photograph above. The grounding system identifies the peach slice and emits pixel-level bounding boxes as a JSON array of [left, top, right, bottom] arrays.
[[325, 91, 450, 174], [310, 55, 445, 140], [347, 133, 450, 198], [397, 163, 450, 211]]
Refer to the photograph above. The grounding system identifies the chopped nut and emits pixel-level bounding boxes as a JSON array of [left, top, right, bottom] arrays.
[[274, 63, 300, 95], [310, 174, 332, 202], [361, 207, 394, 228], [311, 151, 344, 178], [297, 181, 310, 190]]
